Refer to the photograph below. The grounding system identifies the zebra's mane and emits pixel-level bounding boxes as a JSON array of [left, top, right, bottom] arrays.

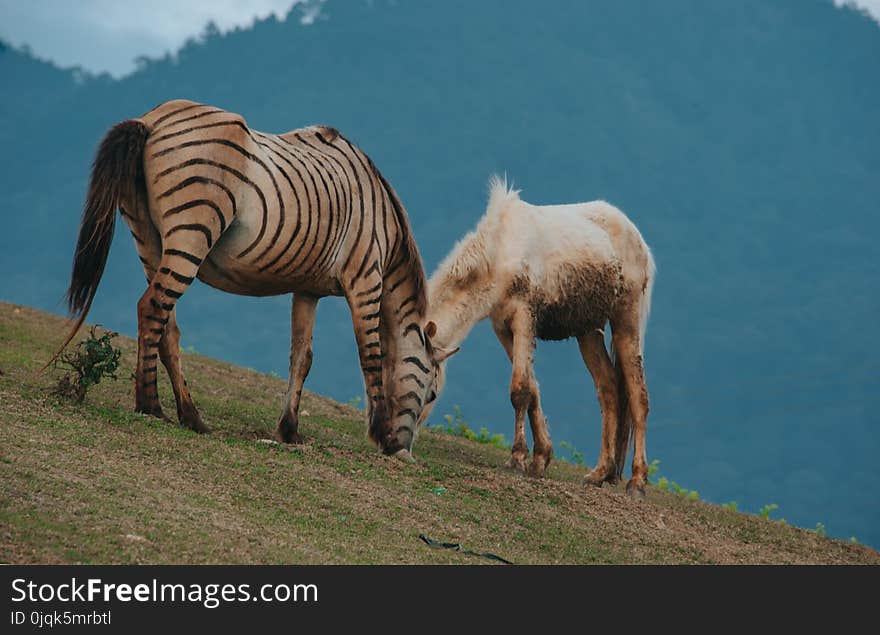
[[369, 161, 428, 316]]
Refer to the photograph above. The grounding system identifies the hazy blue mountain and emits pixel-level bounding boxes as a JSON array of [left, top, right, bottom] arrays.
[[1, 0, 878, 545]]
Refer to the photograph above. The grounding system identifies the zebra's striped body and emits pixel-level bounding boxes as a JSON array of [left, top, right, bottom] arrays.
[[60, 99, 442, 457]]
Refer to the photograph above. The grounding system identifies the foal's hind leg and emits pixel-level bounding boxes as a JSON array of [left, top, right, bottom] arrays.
[[276, 292, 319, 444], [577, 329, 620, 486], [611, 321, 650, 497]]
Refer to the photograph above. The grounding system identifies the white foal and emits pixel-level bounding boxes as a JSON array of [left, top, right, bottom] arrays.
[[422, 176, 655, 497]]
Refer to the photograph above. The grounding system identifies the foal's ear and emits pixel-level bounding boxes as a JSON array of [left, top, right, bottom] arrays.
[[434, 346, 460, 363], [424, 321, 438, 339]]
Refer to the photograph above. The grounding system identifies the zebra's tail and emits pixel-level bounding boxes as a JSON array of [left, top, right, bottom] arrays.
[[44, 119, 151, 371]]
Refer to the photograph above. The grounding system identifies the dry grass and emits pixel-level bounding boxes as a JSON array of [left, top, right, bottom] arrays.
[[1, 301, 877, 564]]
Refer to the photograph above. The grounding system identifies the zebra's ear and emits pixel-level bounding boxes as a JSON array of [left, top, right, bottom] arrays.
[[434, 346, 460, 363], [424, 321, 438, 339]]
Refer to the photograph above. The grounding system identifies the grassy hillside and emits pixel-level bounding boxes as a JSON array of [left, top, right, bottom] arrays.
[[3, 1, 880, 545], [0, 302, 875, 565]]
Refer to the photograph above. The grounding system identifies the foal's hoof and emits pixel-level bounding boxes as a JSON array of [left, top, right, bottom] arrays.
[[626, 479, 646, 500], [585, 471, 606, 488], [526, 455, 550, 478], [392, 448, 416, 463], [585, 466, 618, 488], [505, 454, 528, 473]]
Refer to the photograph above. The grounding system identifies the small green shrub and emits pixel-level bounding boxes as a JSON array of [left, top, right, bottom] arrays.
[[650, 465, 699, 501], [347, 395, 363, 408], [431, 406, 510, 449], [813, 522, 826, 537], [758, 503, 778, 520], [52, 326, 121, 403], [722, 501, 739, 512], [558, 441, 585, 466]]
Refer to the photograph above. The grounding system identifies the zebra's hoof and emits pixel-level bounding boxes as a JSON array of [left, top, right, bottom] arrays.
[[392, 448, 416, 463]]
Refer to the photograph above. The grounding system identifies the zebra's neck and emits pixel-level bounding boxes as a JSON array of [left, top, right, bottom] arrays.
[[380, 272, 430, 427]]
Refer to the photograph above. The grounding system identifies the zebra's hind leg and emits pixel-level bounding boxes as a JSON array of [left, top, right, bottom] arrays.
[[276, 292, 319, 444], [134, 247, 206, 431], [158, 308, 209, 433]]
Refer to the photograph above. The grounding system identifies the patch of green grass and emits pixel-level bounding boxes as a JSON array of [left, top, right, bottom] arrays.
[[430, 406, 510, 449]]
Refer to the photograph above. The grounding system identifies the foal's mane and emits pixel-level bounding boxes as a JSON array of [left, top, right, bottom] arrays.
[[431, 175, 520, 287]]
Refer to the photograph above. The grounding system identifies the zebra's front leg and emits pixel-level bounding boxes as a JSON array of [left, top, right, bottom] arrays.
[[276, 292, 319, 444], [344, 277, 399, 456]]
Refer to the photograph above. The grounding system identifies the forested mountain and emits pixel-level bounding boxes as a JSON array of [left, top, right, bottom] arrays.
[[1, 0, 878, 544]]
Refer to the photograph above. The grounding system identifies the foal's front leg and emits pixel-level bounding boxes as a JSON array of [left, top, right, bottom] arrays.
[[497, 309, 553, 477], [492, 321, 528, 472], [276, 292, 319, 443]]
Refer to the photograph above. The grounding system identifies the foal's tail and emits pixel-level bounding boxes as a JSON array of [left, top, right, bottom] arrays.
[[611, 249, 656, 480], [43, 119, 151, 370]]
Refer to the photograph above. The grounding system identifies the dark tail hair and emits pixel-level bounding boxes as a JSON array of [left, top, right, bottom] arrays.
[[44, 119, 150, 370], [611, 342, 632, 482]]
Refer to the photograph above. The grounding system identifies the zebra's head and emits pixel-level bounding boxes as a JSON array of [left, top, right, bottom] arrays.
[[414, 321, 459, 430], [381, 321, 459, 462]]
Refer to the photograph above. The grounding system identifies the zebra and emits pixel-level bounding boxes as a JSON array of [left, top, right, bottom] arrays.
[[52, 99, 453, 460]]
